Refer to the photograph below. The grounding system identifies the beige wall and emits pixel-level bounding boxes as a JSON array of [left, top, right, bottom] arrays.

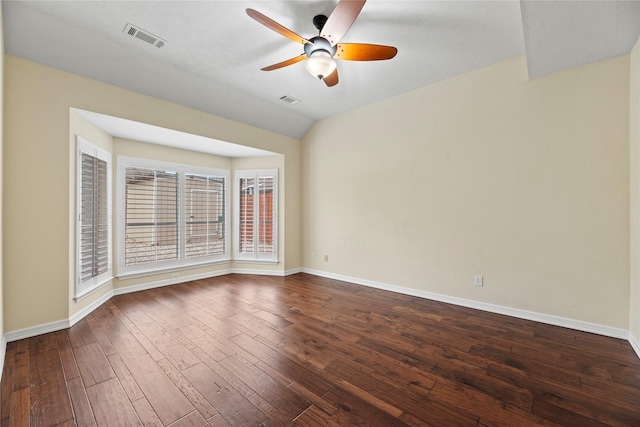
[[630, 37, 640, 344], [303, 55, 630, 329], [3, 55, 302, 332], [0, 2, 4, 348], [2, 49, 634, 337]]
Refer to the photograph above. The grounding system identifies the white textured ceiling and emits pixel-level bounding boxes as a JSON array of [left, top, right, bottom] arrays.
[[4, 1, 640, 141]]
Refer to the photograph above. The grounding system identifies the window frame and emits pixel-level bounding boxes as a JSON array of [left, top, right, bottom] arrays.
[[234, 169, 278, 263], [75, 136, 112, 300], [117, 156, 230, 278]]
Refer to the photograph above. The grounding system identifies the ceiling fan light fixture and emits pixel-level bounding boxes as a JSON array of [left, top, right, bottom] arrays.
[[305, 50, 336, 80]]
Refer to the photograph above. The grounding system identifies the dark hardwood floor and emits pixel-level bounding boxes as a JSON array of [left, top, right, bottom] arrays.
[[1, 273, 640, 426]]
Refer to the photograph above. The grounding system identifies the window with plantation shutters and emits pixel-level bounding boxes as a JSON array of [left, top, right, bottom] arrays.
[[186, 174, 226, 258], [124, 167, 179, 266], [76, 137, 112, 299], [235, 169, 278, 262], [117, 157, 230, 277]]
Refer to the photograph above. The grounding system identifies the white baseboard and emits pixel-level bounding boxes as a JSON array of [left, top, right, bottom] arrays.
[[114, 269, 233, 295], [5, 318, 70, 343], [5, 289, 115, 343], [69, 289, 114, 327], [0, 334, 6, 380], [284, 267, 304, 276], [630, 332, 640, 359], [302, 268, 630, 341], [112, 267, 302, 297], [232, 268, 287, 276], [231, 267, 302, 276]]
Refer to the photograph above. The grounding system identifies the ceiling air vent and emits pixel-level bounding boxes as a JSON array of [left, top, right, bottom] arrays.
[[123, 23, 166, 48], [280, 95, 300, 105]]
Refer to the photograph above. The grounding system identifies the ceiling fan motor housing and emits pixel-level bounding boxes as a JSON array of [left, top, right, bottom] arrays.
[[304, 36, 337, 58]]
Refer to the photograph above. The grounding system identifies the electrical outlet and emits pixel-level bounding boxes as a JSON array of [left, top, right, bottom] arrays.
[[171, 272, 179, 279], [324, 254, 329, 262], [474, 275, 483, 287], [312, 251, 316, 260]]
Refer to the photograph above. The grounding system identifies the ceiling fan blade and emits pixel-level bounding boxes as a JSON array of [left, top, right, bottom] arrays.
[[320, 0, 366, 46], [323, 69, 339, 87], [246, 8, 311, 45], [335, 43, 398, 61], [261, 54, 307, 71]]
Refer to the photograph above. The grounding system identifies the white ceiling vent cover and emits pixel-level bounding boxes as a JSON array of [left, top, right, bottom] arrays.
[[280, 95, 300, 105], [123, 23, 166, 48]]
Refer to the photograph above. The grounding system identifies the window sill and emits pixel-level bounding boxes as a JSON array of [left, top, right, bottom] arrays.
[[74, 277, 113, 302], [233, 259, 279, 265]]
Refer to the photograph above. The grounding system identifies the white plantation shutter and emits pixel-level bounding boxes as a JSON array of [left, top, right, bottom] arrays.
[[185, 174, 226, 258], [238, 176, 255, 254], [235, 170, 278, 261], [77, 137, 112, 298], [124, 167, 179, 266], [257, 175, 275, 255]]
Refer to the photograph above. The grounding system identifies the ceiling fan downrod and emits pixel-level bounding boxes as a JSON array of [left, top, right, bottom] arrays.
[[313, 14, 328, 33]]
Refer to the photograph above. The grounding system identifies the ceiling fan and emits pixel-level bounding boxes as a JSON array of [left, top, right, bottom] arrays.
[[246, 0, 397, 87]]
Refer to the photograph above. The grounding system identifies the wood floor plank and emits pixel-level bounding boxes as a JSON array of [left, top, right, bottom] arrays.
[[532, 399, 610, 427], [487, 361, 640, 425], [167, 410, 207, 427], [203, 328, 260, 364], [2, 273, 640, 426], [67, 318, 98, 348], [285, 381, 337, 418], [230, 333, 334, 397], [181, 363, 269, 427], [399, 400, 479, 427], [177, 324, 233, 362], [219, 353, 310, 420], [179, 306, 243, 339], [431, 363, 533, 411], [13, 342, 30, 391], [67, 377, 97, 427], [85, 316, 118, 357], [188, 346, 254, 398], [323, 386, 410, 427], [136, 321, 201, 370], [55, 331, 80, 380], [29, 333, 58, 355], [292, 405, 342, 427], [74, 342, 116, 387], [107, 353, 145, 402], [28, 347, 73, 426], [9, 387, 29, 426], [0, 343, 16, 423], [131, 396, 164, 426], [109, 333, 195, 425], [206, 414, 232, 427], [429, 376, 544, 427], [245, 392, 294, 426], [470, 343, 583, 387], [85, 378, 143, 427], [157, 358, 218, 421]]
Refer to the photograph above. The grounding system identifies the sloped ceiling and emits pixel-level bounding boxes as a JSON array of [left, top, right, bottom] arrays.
[[4, 1, 640, 140]]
